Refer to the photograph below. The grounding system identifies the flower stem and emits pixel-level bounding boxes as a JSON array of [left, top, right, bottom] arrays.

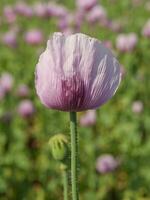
[[63, 168, 69, 200], [70, 112, 79, 200]]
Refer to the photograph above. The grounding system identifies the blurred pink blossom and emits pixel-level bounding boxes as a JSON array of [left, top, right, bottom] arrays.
[[16, 84, 29, 97], [24, 29, 43, 45], [3, 5, 16, 24], [57, 16, 70, 32], [108, 20, 123, 32], [47, 3, 68, 18], [76, 0, 97, 11], [102, 40, 113, 49], [0, 72, 14, 93], [15, 2, 33, 17], [86, 5, 107, 24], [58, 11, 84, 32], [132, 101, 143, 113], [116, 33, 138, 52], [2, 30, 17, 48], [96, 154, 119, 174], [17, 100, 35, 118], [33, 3, 48, 18], [74, 10, 85, 31], [80, 110, 96, 127]]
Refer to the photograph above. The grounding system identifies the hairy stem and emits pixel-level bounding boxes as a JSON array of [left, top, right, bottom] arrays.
[[63, 168, 69, 200], [70, 112, 79, 200]]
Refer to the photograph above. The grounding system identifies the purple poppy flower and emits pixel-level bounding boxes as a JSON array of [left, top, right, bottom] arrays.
[[86, 5, 107, 24], [16, 84, 29, 97], [102, 40, 113, 49], [24, 29, 43, 45], [35, 33, 121, 112], [15, 2, 33, 17], [116, 33, 138, 52], [76, 0, 97, 11], [80, 110, 96, 126], [57, 17, 70, 32], [0, 73, 14, 93], [3, 5, 16, 24], [17, 100, 35, 118], [2, 30, 17, 48], [33, 3, 48, 18], [47, 3, 68, 18], [107, 20, 123, 33], [96, 154, 119, 174], [132, 101, 143, 114], [74, 10, 85, 31], [58, 12, 84, 32], [142, 20, 150, 38]]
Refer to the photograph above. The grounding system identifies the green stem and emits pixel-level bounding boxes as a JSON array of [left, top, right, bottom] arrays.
[[70, 112, 79, 200], [63, 169, 68, 200]]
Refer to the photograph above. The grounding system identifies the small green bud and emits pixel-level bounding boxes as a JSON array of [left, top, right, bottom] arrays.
[[49, 134, 68, 161]]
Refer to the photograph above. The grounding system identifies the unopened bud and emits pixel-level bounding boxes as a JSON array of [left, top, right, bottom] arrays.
[[49, 134, 68, 161]]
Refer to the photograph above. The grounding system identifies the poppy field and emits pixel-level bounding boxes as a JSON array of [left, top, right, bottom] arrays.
[[0, 0, 149, 199]]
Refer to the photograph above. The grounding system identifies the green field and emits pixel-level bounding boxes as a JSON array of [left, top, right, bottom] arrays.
[[0, 0, 150, 199]]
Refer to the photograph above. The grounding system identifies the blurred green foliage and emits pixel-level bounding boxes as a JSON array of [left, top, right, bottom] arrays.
[[0, 0, 150, 199]]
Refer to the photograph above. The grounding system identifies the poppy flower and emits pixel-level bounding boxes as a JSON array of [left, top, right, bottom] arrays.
[[35, 32, 121, 112]]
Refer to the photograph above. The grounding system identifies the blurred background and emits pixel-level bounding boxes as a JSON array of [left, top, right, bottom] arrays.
[[0, 0, 150, 199]]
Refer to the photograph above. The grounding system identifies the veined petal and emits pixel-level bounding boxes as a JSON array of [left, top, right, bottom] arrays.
[[35, 32, 121, 111]]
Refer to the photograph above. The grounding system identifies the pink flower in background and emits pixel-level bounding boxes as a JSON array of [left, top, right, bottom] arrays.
[[15, 2, 33, 17], [57, 16, 70, 32], [17, 100, 35, 118], [0, 73, 14, 93], [76, 0, 97, 11], [74, 10, 85, 31], [33, 3, 48, 18], [58, 12, 84, 32], [24, 29, 43, 45], [102, 40, 113, 49], [132, 101, 143, 114], [16, 84, 29, 97], [2, 30, 17, 48], [96, 154, 119, 174], [80, 110, 96, 126], [3, 5, 16, 24], [47, 3, 68, 18], [86, 5, 107, 24], [116, 33, 138, 52], [108, 20, 123, 32], [35, 32, 121, 112], [142, 20, 150, 38]]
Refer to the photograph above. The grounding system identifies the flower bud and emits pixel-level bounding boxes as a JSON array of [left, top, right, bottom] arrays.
[[49, 134, 68, 161]]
